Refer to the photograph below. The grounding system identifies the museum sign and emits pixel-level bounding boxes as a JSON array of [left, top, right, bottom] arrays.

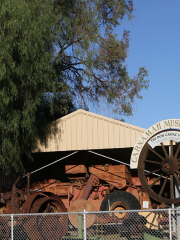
[[130, 119, 180, 169]]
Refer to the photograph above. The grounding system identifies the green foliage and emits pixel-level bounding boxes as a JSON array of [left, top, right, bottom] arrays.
[[0, 0, 149, 173], [0, 0, 55, 172], [53, 0, 149, 115]]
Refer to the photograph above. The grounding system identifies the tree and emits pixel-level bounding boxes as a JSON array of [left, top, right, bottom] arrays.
[[0, 0, 149, 173], [52, 0, 149, 115], [0, 0, 56, 172]]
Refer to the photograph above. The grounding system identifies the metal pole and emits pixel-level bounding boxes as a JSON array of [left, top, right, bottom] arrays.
[[173, 144, 180, 239], [11, 214, 13, 240], [169, 209, 172, 240], [27, 172, 31, 195], [169, 146, 176, 232], [84, 209, 87, 240], [177, 208, 180, 240], [78, 215, 83, 239], [172, 204, 176, 232]]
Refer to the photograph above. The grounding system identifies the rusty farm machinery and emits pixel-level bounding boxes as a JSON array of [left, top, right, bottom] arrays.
[[1, 125, 180, 238]]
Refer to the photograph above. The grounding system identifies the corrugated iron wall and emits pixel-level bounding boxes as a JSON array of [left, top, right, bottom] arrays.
[[35, 110, 145, 152]]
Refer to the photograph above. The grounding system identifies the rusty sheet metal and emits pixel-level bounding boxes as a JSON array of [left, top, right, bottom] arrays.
[[132, 177, 160, 186], [65, 164, 87, 174], [49, 185, 74, 196], [89, 165, 132, 189], [31, 181, 74, 197]]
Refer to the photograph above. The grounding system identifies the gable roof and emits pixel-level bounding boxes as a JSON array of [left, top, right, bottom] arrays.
[[35, 109, 146, 152]]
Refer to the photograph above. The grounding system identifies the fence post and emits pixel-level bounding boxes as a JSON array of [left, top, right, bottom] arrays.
[[169, 209, 172, 240], [176, 207, 180, 240], [84, 209, 87, 240], [11, 214, 13, 240]]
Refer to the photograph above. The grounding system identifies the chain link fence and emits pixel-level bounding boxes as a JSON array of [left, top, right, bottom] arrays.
[[0, 208, 180, 240]]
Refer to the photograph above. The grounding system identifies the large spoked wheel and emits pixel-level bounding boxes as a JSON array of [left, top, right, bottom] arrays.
[[138, 129, 180, 204], [100, 191, 141, 222]]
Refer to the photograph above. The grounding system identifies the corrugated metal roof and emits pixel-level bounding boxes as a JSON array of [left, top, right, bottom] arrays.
[[34, 109, 146, 152]]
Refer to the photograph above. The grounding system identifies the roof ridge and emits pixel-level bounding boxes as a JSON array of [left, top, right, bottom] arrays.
[[56, 109, 146, 132]]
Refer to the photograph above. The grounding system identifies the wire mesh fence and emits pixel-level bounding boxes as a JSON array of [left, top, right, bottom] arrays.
[[0, 208, 180, 240]]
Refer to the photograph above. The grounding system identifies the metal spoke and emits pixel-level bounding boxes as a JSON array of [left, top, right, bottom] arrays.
[[170, 175, 174, 199], [47, 203, 51, 213], [170, 140, 173, 158], [161, 142, 169, 158], [174, 143, 180, 159], [145, 169, 161, 176], [144, 160, 161, 165], [148, 146, 164, 161], [174, 173, 180, 187], [150, 174, 163, 188], [159, 176, 168, 196], [139, 133, 180, 204]]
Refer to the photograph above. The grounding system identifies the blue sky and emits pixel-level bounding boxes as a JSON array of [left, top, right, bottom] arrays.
[[114, 0, 180, 129]]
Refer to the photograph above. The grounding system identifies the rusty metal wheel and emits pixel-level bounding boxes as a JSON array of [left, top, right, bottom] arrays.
[[23, 192, 68, 240], [0, 218, 10, 239], [23, 215, 43, 240], [37, 199, 68, 239], [39, 216, 64, 240], [138, 129, 180, 204], [110, 201, 129, 220]]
